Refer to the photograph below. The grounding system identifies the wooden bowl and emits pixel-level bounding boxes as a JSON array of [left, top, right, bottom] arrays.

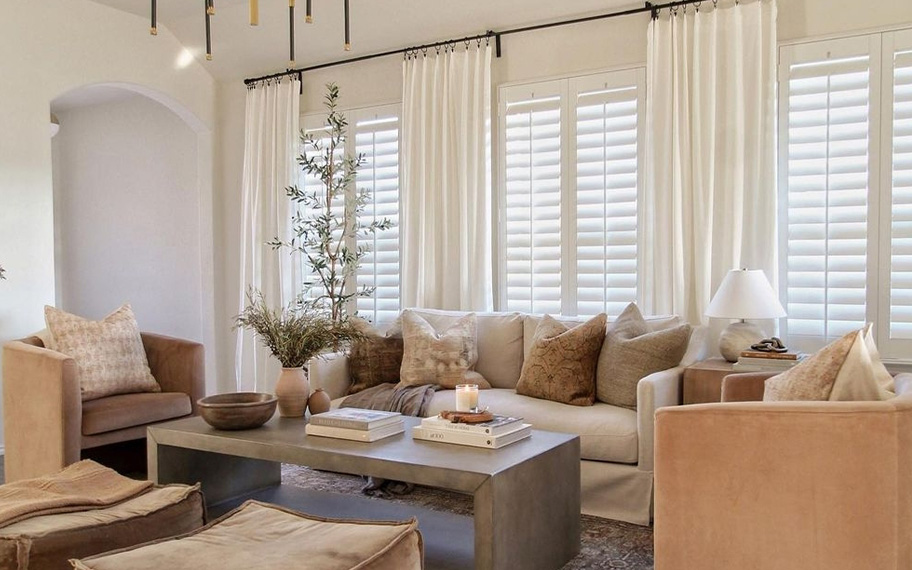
[[197, 392, 277, 430]]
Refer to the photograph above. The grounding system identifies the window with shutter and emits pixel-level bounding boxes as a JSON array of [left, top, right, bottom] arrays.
[[779, 37, 878, 352], [498, 70, 644, 317]]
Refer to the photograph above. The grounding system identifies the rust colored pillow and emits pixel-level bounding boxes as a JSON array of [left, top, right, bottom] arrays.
[[516, 314, 607, 406], [348, 317, 404, 394]]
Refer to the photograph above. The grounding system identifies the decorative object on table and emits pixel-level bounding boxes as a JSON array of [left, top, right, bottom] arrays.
[[424, 413, 522, 436], [197, 393, 277, 430], [705, 268, 787, 362], [306, 408, 404, 442], [733, 345, 808, 372], [454, 383, 479, 412], [411, 422, 532, 449], [437, 409, 495, 424], [269, 83, 391, 335], [306, 388, 331, 415], [234, 289, 359, 418], [749, 337, 788, 353]]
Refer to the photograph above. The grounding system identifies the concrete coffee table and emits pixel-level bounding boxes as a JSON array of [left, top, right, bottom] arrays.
[[147, 415, 580, 570]]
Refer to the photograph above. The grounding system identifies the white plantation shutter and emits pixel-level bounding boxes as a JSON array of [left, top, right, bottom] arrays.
[[887, 38, 912, 342], [779, 37, 879, 351], [352, 108, 401, 324], [571, 70, 644, 318], [501, 82, 564, 315]]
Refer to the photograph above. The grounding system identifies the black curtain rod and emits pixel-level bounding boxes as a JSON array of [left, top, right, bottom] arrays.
[[244, 0, 703, 86]]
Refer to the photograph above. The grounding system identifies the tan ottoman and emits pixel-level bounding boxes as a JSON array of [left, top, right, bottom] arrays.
[[70, 501, 424, 570], [0, 484, 204, 570]]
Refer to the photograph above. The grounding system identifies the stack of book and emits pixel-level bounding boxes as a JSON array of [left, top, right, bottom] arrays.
[[412, 414, 531, 449], [733, 350, 808, 372], [305, 409, 404, 442]]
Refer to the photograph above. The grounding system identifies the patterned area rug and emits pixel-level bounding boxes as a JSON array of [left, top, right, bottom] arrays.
[[281, 465, 654, 569]]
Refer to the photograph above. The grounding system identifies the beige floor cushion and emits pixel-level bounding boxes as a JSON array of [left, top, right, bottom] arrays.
[[0, 484, 203, 570], [81, 392, 192, 435], [426, 388, 638, 463], [70, 501, 423, 570]]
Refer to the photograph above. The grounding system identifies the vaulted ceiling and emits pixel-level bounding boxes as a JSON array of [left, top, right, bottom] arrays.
[[89, 0, 631, 81]]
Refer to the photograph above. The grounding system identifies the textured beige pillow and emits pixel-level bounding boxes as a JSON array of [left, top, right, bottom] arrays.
[[764, 324, 894, 401], [398, 311, 490, 389], [596, 303, 692, 409], [348, 317, 404, 394], [45, 304, 160, 401], [516, 314, 607, 407]]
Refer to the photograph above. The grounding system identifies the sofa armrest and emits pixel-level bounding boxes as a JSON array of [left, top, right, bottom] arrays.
[[141, 333, 205, 414], [720, 371, 778, 402], [2, 341, 82, 481], [654, 399, 912, 569], [636, 365, 683, 472], [308, 352, 352, 400]]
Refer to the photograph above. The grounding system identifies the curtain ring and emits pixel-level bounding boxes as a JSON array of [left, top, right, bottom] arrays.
[[485, 36, 490, 46], [695, 1, 701, 12], [421, 46, 428, 57]]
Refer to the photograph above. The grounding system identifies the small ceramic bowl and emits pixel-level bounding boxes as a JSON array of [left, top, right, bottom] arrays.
[[197, 392, 277, 430]]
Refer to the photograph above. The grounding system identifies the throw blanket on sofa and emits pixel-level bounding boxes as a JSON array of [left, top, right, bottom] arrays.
[[340, 383, 438, 496], [0, 460, 153, 528]]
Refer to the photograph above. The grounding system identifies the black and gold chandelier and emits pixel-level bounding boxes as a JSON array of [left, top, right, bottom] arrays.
[[149, 0, 353, 67]]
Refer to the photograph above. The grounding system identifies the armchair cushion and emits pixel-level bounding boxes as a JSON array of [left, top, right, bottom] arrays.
[[44, 305, 160, 401], [81, 393, 192, 436]]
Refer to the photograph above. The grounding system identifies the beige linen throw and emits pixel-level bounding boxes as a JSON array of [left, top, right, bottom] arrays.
[[0, 460, 152, 528]]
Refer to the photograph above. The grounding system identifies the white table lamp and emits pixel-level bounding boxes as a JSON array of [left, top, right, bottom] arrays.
[[705, 269, 786, 362]]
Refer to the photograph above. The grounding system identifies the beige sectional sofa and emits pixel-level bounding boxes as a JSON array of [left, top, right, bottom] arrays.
[[310, 308, 707, 525]]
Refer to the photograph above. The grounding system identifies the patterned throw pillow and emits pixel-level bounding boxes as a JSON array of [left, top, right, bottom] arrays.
[[764, 324, 894, 401], [348, 317, 404, 394], [44, 304, 160, 401], [596, 303, 692, 409], [516, 314, 607, 406], [398, 310, 490, 389]]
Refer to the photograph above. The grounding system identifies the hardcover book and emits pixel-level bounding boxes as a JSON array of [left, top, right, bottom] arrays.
[[308, 408, 402, 431], [420, 414, 523, 436], [411, 423, 532, 449], [739, 350, 805, 361], [305, 421, 405, 442]]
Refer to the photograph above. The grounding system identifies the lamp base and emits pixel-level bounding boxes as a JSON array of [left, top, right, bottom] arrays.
[[719, 321, 765, 363]]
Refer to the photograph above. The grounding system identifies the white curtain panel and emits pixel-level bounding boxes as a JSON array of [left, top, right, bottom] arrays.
[[235, 77, 302, 391], [643, 0, 777, 325], [400, 43, 493, 311]]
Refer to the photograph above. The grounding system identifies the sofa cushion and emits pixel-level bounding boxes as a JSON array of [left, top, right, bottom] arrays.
[[348, 317, 404, 394], [597, 303, 692, 409], [409, 309, 524, 388], [425, 388, 638, 463], [82, 392, 192, 436], [44, 304, 160, 401], [516, 314, 606, 406], [71, 501, 423, 570], [399, 311, 490, 389], [0, 485, 204, 570]]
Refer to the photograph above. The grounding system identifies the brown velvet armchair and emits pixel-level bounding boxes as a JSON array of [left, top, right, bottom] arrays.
[[2, 333, 205, 482], [654, 371, 912, 570]]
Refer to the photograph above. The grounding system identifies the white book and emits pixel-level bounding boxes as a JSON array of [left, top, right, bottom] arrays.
[[732, 361, 797, 373], [308, 408, 402, 431], [412, 423, 532, 449], [305, 420, 405, 442], [420, 414, 524, 437]]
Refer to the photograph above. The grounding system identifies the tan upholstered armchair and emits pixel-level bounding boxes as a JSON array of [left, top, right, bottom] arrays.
[[653, 371, 912, 570], [2, 333, 205, 482]]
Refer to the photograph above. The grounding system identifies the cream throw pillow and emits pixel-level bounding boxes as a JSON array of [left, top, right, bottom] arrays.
[[398, 311, 490, 389], [764, 324, 894, 401], [44, 304, 160, 401], [348, 316, 404, 394], [596, 303, 692, 409], [515, 314, 607, 407]]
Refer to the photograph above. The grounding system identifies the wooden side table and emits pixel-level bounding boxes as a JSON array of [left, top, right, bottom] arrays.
[[683, 358, 735, 404]]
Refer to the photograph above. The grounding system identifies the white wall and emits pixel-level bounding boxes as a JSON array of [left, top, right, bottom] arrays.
[[214, 0, 912, 387], [0, 0, 217, 448], [52, 95, 203, 342]]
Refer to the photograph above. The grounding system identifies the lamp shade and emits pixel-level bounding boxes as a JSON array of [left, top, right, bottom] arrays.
[[705, 269, 786, 320]]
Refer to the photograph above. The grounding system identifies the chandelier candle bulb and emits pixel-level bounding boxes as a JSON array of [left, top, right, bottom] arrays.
[[455, 384, 479, 413], [305, 0, 312, 23], [207, 0, 215, 16], [150, 0, 157, 35], [343, 0, 351, 50], [249, 0, 259, 26]]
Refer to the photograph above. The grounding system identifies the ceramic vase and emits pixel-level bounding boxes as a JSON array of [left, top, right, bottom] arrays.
[[307, 388, 331, 415], [275, 367, 310, 417]]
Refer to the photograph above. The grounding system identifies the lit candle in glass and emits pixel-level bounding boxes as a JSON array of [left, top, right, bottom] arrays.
[[455, 384, 479, 412]]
